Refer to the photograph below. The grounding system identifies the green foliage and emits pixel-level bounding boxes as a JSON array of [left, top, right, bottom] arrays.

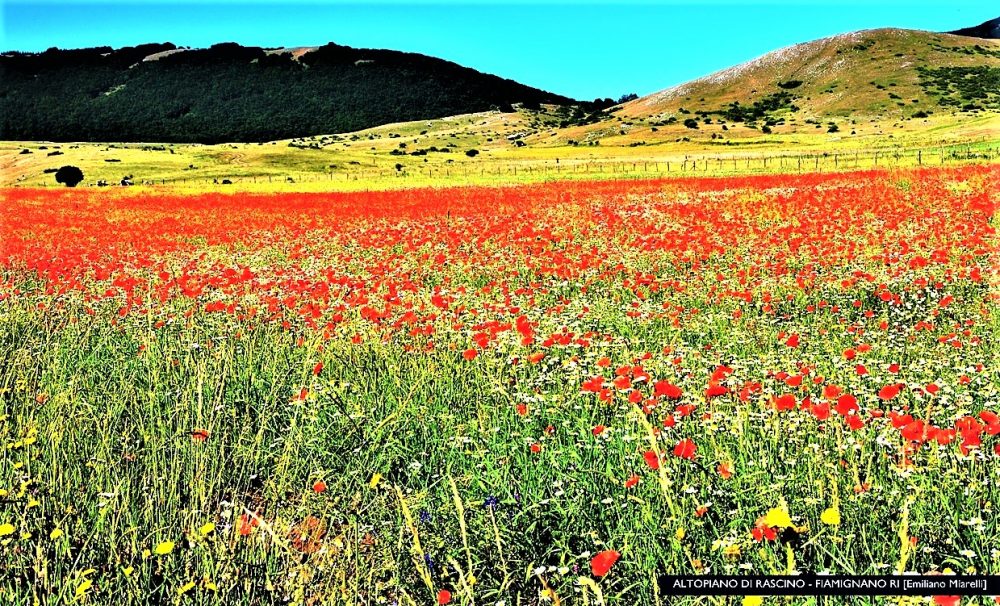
[[712, 91, 798, 124], [0, 43, 574, 143], [916, 66, 1000, 110], [54, 165, 84, 187]]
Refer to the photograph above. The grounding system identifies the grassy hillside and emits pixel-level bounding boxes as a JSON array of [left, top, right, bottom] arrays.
[[0, 42, 575, 144], [552, 29, 1000, 146], [4, 106, 996, 191]]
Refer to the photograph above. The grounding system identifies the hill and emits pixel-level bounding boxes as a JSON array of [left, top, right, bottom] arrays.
[[550, 27, 1000, 146], [0, 42, 576, 144], [948, 17, 1000, 39]]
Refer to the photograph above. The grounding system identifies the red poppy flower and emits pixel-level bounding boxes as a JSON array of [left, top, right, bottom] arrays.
[[462, 348, 478, 361], [705, 384, 728, 398], [437, 589, 452, 605], [582, 376, 605, 392], [773, 393, 797, 411], [312, 480, 327, 493], [673, 439, 697, 460], [654, 381, 683, 399], [624, 474, 641, 489], [590, 550, 620, 577], [238, 513, 259, 536], [901, 420, 926, 442], [878, 384, 902, 400], [643, 450, 660, 470], [845, 414, 864, 430], [835, 394, 858, 416], [191, 429, 210, 442], [822, 384, 842, 399], [812, 402, 831, 421], [752, 521, 777, 542]]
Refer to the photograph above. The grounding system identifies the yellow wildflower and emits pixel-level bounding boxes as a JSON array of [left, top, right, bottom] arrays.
[[75, 579, 93, 598], [764, 507, 792, 528], [177, 581, 196, 595], [821, 507, 841, 526], [154, 541, 174, 555]]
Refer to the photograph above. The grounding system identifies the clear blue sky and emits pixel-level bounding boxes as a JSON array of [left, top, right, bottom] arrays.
[[1, 1, 995, 99]]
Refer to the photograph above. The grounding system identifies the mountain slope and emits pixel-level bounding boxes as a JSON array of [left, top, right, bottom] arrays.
[[548, 27, 999, 146], [0, 42, 576, 143], [626, 28, 999, 122], [948, 17, 1000, 39]]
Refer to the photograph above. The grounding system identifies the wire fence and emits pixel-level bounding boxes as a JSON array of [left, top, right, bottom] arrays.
[[17, 143, 1000, 188]]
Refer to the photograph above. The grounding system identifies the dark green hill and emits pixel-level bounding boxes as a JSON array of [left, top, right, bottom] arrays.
[[0, 42, 576, 143], [947, 17, 1000, 40]]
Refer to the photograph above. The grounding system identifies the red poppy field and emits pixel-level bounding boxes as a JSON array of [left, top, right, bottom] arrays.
[[1, 165, 998, 605]]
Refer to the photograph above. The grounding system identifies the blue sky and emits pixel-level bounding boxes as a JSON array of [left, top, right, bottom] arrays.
[[1, 1, 995, 99]]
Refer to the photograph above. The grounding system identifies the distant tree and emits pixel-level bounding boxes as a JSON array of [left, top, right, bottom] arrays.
[[827, 123, 840, 133], [761, 125, 772, 134], [590, 97, 616, 111], [777, 80, 803, 89], [55, 165, 84, 187], [683, 118, 699, 129], [465, 149, 479, 157], [616, 93, 638, 104]]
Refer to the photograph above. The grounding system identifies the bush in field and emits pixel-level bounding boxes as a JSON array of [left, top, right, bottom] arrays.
[[55, 165, 84, 187]]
